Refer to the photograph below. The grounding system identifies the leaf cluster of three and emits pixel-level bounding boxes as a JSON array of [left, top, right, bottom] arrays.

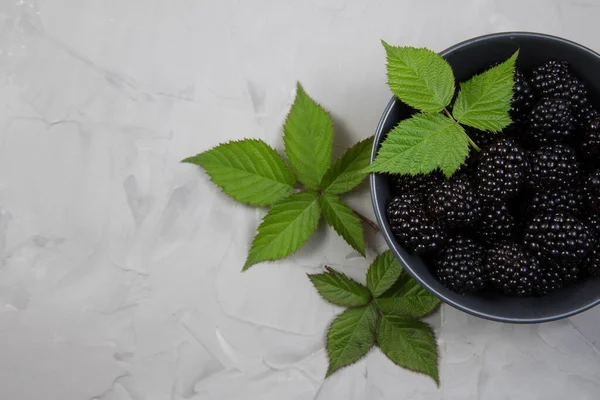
[[183, 83, 373, 270]]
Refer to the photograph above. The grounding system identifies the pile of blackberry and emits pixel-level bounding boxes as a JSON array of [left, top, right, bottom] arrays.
[[386, 59, 600, 297]]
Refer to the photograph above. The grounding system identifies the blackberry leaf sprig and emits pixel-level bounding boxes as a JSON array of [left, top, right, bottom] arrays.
[[366, 42, 518, 178], [309, 251, 441, 384], [183, 83, 376, 270]]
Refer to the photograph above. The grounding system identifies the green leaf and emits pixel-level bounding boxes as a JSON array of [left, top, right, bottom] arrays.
[[375, 273, 440, 318], [377, 315, 439, 386], [243, 191, 321, 270], [366, 251, 402, 298], [452, 50, 518, 132], [321, 136, 374, 194], [284, 83, 334, 189], [308, 267, 371, 307], [382, 42, 455, 113], [182, 139, 296, 206], [319, 193, 365, 256], [326, 304, 378, 377], [365, 113, 470, 178]]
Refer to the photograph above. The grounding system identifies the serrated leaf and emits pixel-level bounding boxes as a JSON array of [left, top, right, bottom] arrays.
[[382, 42, 455, 113], [243, 191, 321, 270], [365, 113, 470, 178], [284, 83, 333, 189], [375, 273, 440, 318], [452, 50, 518, 132], [366, 251, 402, 298], [308, 267, 370, 307], [321, 136, 374, 194], [377, 315, 439, 386], [182, 139, 296, 206], [319, 193, 365, 256], [326, 304, 378, 377]]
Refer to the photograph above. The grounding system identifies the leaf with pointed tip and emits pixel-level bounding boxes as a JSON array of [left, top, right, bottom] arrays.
[[182, 139, 296, 206], [366, 251, 402, 297], [375, 273, 440, 318], [319, 193, 365, 256], [308, 267, 371, 307], [326, 304, 378, 377], [243, 191, 321, 270], [321, 136, 374, 194], [377, 315, 439, 386], [284, 83, 333, 189]]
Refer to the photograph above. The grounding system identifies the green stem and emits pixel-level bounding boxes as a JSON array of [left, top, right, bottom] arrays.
[[444, 107, 481, 153], [443, 108, 454, 121], [467, 135, 481, 152]]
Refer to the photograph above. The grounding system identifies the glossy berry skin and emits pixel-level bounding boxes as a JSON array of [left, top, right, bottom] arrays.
[[582, 247, 600, 277], [523, 212, 595, 267], [391, 172, 443, 197], [531, 60, 572, 97], [527, 98, 576, 145], [585, 213, 600, 237], [435, 236, 486, 294], [510, 69, 536, 122], [477, 201, 516, 244], [536, 261, 566, 295], [427, 175, 481, 228], [528, 188, 584, 217], [527, 144, 580, 190], [580, 112, 600, 162], [387, 193, 447, 254], [582, 170, 600, 213], [477, 138, 529, 202], [485, 243, 542, 296]]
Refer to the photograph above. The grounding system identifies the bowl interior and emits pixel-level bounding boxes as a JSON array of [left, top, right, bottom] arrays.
[[371, 32, 600, 323]]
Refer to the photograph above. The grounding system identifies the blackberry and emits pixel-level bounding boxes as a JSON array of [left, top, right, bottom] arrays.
[[390, 172, 443, 197], [435, 236, 486, 294], [477, 201, 516, 244], [427, 175, 481, 228], [580, 107, 600, 132], [582, 247, 600, 277], [585, 213, 600, 237], [527, 144, 580, 189], [531, 60, 572, 97], [536, 261, 566, 295], [580, 111, 600, 161], [467, 128, 503, 150], [484, 242, 542, 296], [559, 77, 589, 121], [510, 69, 536, 122], [523, 212, 595, 267], [477, 138, 529, 201], [387, 193, 447, 254], [528, 188, 584, 217], [582, 170, 600, 212], [527, 98, 576, 144]]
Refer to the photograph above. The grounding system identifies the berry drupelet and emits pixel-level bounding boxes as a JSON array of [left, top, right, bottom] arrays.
[[527, 144, 580, 190], [582, 170, 600, 212], [510, 69, 536, 122], [528, 188, 584, 217], [390, 172, 443, 197], [427, 174, 481, 228], [435, 236, 487, 294], [527, 98, 576, 145], [485, 242, 542, 296], [477, 201, 517, 244]]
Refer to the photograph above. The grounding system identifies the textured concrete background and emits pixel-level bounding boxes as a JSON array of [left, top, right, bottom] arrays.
[[0, 0, 599, 399]]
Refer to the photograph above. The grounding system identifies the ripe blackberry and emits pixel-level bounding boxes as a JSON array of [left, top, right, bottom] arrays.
[[477, 138, 529, 201], [582, 170, 600, 212], [387, 193, 447, 254], [523, 212, 595, 266], [477, 201, 516, 244], [531, 60, 572, 97], [485, 242, 542, 296], [390, 172, 442, 197], [527, 98, 576, 144], [580, 107, 600, 132], [435, 236, 486, 294], [528, 188, 584, 217], [467, 128, 503, 150], [510, 69, 536, 122], [559, 77, 589, 121], [527, 144, 580, 189], [536, 261, 566, 295], [580, 111, 600, 161], [427, 175, 480, 228], [582, 247, 600, 277], [585, 213, 600, 237]]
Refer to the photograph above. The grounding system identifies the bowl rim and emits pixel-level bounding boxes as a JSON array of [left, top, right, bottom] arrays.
[[370, 31, 600, 323]]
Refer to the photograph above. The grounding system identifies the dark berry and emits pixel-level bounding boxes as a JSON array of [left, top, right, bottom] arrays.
[[582, 247, 600, 277], [511, 69, 536, 122], [427, 175, 481, 228], [585, 213, 600, 237], [582, 170, 600, 212], [435, 236, 486, 294], [527, 98, 576, 144], [477, 201, 516, 244], [485, 242, 542, 296], [390, 172, 443, 197], [527, 144, 580, 189], [528, 188, 584, 217], [580, 111, 600, 161], [477, 138, 529, 201], [523, 212, 595, 267], [531, 60, 572, 97], [387, 193, 447, 254], [536, 261, 566, 295]]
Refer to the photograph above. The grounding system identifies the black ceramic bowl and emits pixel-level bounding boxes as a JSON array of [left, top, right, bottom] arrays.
[[370, 32, 600, 323]]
